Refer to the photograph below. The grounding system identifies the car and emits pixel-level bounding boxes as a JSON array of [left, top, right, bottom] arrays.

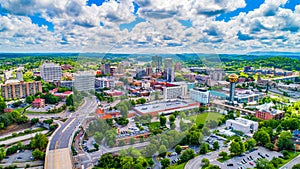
[[17, 156, 22, 159], [249, 162, 254, 165], [237, 162, 242, 166], [227, 163, 234, 166], [265, 154, 269, 157], [250, 156, 253, 160]]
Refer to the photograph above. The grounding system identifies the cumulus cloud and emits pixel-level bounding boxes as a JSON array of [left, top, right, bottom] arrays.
[[0, 0, 299, 53]]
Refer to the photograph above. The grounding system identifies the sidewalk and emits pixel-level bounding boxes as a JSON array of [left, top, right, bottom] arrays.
[[0, 130, 48, 145]]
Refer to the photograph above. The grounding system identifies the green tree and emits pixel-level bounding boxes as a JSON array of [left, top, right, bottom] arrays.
[[277, 131, 294, 151], [0, 101, 7, 113], [0, 148, 6, 161], [30, 118, 39, 124], [159, 145, 167, 157], [130, 138, 135, 145], [32, 149, 45, 160], [245, 138, 256, 150], [219, 151, 228, 159], [30, 133, 48, 150], [179, 149, 195, 163], [66, 94, 74, 106], [118, 139, 125, 146], [144, 144, 157, 157], [175, 145, 182, 154], [160, 116, 167, 126], [230, 141, 243, 156], [202, 158, 210, 168], [94, 132, 104, 144], [256, 158, 275, 169], [199, 143, 209, 154], [161, 158, 170, 169], [253, 130, 270, 146], [213, 141, 220, 150], [169, 114, 176, 123], [292, 164, 300, 169]]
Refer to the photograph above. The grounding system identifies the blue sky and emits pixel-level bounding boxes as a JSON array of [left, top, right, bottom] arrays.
[[0, 0, 300, 53]]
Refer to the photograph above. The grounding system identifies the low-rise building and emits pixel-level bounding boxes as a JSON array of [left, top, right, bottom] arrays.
[[32, 98, 45, 108], [226, 117, 258, 134], [95, 77, 115, 89], [255, 103, 285, 120], [133, 100, 200, 117]]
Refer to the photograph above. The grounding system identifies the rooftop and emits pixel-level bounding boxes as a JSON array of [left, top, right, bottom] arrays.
[[134, 101, 191, 114], [227, 117, 257, 126]]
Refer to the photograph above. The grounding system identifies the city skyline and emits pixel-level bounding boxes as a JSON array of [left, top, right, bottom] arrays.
[[0, 0, 299, 53]]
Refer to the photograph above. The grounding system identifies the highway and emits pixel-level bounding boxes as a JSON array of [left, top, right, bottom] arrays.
[[45, 96, 98, 169]]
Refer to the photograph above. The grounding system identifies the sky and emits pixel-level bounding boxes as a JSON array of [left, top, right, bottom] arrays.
[[0, 0, 300, 53]]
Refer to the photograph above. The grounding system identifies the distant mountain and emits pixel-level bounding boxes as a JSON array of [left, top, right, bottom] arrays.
[[247, 51, 300, 56]]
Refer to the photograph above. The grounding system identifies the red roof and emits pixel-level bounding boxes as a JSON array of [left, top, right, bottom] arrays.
[[32, 98, 45, 103], [96, 108, 105, 115], [101, 114, 113, 119], [63, 91, 72, 95]]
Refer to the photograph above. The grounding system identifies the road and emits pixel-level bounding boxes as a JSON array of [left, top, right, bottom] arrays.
[[0, 130, 48, 146], [280, 154, 300, 169], [45, 96, 98, 169], [185, 147, 229, 169]]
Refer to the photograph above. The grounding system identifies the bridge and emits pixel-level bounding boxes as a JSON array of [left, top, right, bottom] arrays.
[[211, 100, 256, 115]]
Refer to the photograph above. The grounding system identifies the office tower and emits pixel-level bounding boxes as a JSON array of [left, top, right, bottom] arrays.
[[40, 62, 62, 82], [152, 56, 162, 73], [174, 62, 182, 71], [95, 77, 115, 89], [101, 63, 111, 75], [146, 65, 153, 76], [1, 81, 42, 100], [74, 72, 95, 92], [164, 58, 173, 69], [166, 67, 174, 82]]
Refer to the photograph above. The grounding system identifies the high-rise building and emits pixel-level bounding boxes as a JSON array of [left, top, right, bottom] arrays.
[[174, 62, 182, 71], [1, 81, 42, 100], [40, 63, 62, 82], [101, 63, 111, 75], [16, 70, 23, 81], [166, 67, 174, 82], [146, 66, 153, 76], [206, 68, 225, 81], [74, 72, 95, 91], [164, 58, 173, 68], [117, 64, 124, 74], [152, 56, 162, 73], [136, 69, 146, 79]]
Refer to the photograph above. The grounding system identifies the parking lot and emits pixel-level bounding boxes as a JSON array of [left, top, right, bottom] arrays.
[[2, 150, 34, 164], [220, 147, 283, 169], [204, 134, 227, 149]]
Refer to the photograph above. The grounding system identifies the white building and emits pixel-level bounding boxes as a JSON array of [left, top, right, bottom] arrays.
[[60, 81, 74, 89], [226, 117, 258, 134], [40, 63, 62, 82], [74, 72, 95, 91], [163, 85, 182, 100], [16, 69, 23, 81], [189, 88, 210, 104], [95, 77, 115, 89]]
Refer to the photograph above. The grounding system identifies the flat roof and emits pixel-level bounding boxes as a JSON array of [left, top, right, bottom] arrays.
[[227, 117, 257, 126], [134, 101, 191, 114]]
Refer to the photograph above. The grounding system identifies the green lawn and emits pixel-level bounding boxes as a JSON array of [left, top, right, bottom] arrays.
[[149, 122, 160, 130], [166, 162, 186, 169], [186, 112, 223, 126]]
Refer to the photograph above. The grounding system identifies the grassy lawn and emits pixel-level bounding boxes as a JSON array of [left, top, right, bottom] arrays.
[[217, 154, 234, 163], [149, 122, 160, 130], [166, 162, 187, 169], [187, 112, 223, 126]]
